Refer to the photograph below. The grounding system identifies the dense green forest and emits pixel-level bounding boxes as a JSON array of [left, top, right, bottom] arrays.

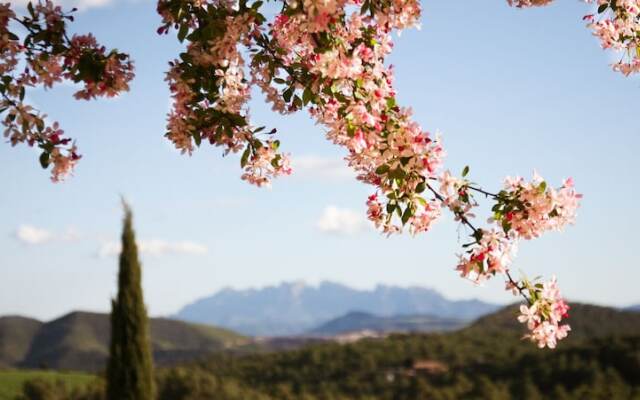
[[11, 305, 640, 400]]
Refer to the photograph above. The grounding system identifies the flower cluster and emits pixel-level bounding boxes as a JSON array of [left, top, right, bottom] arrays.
[[518, 276, 571, 349], [506, 0, 554, 7], [0, 1, 134, 181], [267, 0, 445, 234], [158, 1, 291, 186], [158, 0, 582, 348], [447, 172, 581, 283], [498, 174, 582, 239], [440, 169, 580, 345], [455, 229, 518, 284], [240, 139, 292, 188], [64, 33, 135, 100], [584, 0, 640, 75], [159, 0, 446, 233]]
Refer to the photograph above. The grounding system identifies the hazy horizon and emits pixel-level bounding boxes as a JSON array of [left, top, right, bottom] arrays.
[[1, 278, 637, 323]]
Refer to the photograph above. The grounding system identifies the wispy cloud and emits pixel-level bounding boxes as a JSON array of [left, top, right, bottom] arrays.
[[14, 225, 79, 245], [98, 239, 208, 258], [292, 155, 355, 181], [316, 206, 369, 236]]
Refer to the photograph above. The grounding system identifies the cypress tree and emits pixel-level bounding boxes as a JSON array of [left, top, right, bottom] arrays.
[[106, 203, 155, 400]]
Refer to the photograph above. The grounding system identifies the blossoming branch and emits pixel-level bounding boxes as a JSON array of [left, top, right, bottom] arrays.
[[157, 0, 583, 348], [0, 1, 134, 181]]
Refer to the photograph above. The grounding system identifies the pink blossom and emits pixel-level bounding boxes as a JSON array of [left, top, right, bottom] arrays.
[[517, 275, 571, 349]]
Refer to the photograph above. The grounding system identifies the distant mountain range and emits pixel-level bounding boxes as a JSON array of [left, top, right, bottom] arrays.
[[175, 281, 501, 336], [0, 312, 246, 372], [627, 304, 640, 312], [3, 303, 639, 373], [308, 311, 467, 337]]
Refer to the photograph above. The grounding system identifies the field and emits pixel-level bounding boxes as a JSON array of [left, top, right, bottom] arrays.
[[0, 370, 96, 400]]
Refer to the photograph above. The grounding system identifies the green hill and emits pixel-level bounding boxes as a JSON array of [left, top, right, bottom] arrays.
[[0, 312, 247, 372], [309, 311, 466, 336], [465, 303, 640, 341], [0, 317, 42, 368]]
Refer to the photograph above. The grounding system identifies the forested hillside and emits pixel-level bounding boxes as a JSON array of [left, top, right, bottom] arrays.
[[12, 304, 640, 400]]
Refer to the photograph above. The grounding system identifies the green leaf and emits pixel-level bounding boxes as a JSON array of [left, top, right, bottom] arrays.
[[401, 206, 413, 225], [389, 168, 406, 180], [386, 97, 396, 109], [360, 0, 369, 15], [375, 164, 390, 175], [228, 114, 247, 126], [462, 165, 469, 177], [293, 95, 302, 108], [271, 154, 281, 168], [240, 147, 251, 168], [178, 24, 189, 42], [283, 87, 293, 103], [39, 152, 50, 169], [538, 181, 547, 194], [302, 87, 313, 105], [346, 123, 356, 137], [193, 132, 202, 147], [502, 220, 512, 233], [598, 3, 608, 13], [386, 203, 396, 214]]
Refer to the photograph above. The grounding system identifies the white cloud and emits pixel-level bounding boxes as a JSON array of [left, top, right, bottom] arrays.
[[15, 225, 52, 245], [316, 206, 369, 236], [292, 155, 356, 181], [98, 239, 208, 258], [14, 225, 79, 245]]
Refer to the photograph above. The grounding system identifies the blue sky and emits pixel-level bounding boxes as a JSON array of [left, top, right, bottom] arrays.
[[1, 0, 638, 320]]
